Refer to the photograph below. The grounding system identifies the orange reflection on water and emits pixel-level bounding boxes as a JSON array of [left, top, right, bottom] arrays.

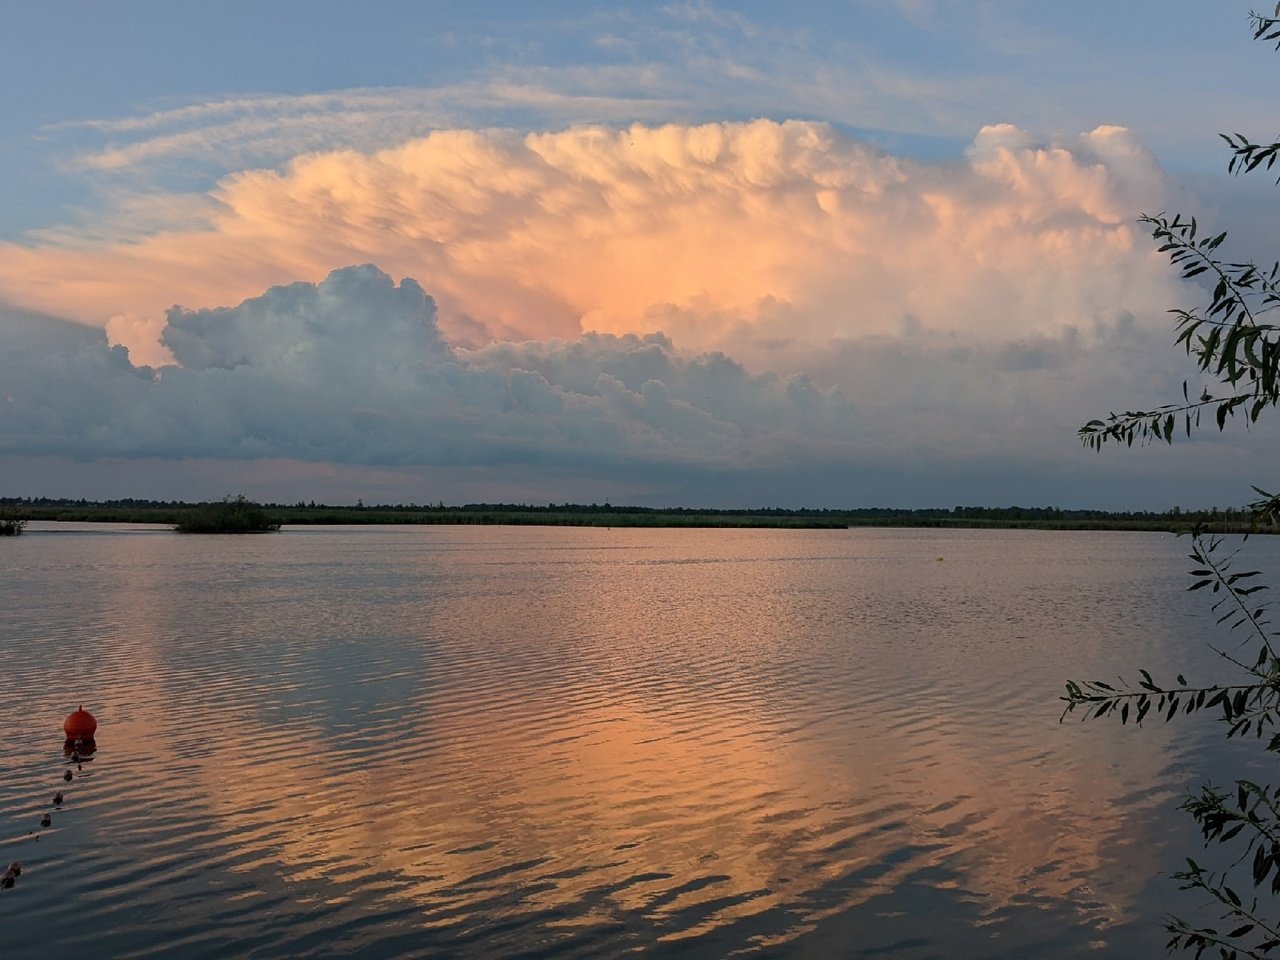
[[152, 664, 1171, 953], [34, 525, 1190, 955]]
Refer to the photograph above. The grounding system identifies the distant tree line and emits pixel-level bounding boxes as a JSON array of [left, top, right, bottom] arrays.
[[0, 496, 1264, 532]]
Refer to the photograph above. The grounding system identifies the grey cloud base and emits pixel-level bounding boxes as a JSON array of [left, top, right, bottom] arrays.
[[2, 263, 1272, 509], [0, 265, 855, 470]]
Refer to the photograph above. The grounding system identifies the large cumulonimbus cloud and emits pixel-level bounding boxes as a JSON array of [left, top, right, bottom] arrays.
[[0, 265, 857, 470], [0, 120, 1183, 369], [0, 119, 1254, 502]]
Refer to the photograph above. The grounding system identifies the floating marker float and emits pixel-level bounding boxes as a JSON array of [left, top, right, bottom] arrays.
[[63, 705, 97, 741]]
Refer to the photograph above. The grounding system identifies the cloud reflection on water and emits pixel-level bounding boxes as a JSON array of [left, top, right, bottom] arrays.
[[2, 525, 1197, 957]]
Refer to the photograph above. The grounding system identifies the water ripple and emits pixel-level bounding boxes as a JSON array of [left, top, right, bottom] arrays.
[[1, 524, 1263, 957]]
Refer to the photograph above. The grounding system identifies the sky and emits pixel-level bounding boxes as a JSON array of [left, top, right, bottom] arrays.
[[2, 1, 1279, 509]]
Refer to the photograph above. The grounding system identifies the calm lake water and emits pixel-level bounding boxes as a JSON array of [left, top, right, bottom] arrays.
[[1, 523, 1274, 958]]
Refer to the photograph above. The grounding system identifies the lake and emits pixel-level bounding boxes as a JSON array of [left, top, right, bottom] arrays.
[[0, 523, 1272, 957]]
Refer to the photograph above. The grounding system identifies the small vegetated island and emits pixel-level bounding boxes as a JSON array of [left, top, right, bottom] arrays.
[[0, 496, 1267, 533], [174, 495, 281, 534]]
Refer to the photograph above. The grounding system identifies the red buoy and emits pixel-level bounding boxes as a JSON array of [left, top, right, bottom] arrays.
[[63, 705, 97, 740]]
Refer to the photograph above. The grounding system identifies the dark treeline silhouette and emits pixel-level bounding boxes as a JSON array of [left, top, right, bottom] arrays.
[[0, 496, 1264, 532]]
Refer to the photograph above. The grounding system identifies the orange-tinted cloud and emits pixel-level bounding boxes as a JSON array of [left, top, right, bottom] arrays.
[[0, 121, 1181, 370]]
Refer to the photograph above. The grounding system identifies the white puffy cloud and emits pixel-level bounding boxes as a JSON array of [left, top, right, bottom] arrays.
[[162, 264, 447, 372]]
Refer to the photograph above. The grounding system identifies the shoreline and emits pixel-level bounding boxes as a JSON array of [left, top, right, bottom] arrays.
[[3, 502, 1268, 534]]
